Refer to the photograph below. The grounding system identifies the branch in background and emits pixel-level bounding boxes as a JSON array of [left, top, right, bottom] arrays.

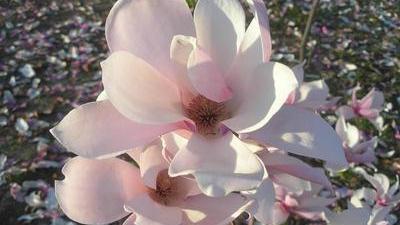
[[299, 0, 320, 62]]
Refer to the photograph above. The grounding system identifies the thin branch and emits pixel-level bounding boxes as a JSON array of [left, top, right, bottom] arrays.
[[299, 0, 320, 62]]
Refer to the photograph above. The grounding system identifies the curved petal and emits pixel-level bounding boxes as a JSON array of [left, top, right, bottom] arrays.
[[102, 51, 185, 124], [335, 116, 360, 148], [253, 178, 276, 224], [249, 105, 348, 170], [105, 0, 195, 81], [50, 100, 182, 158], [248, 0, 272, 62], [369, 206, 392, 225], [139, 140, 169, 189], [259, 151, 331, 188], [336, 105, 356, 120], [181, 194, 250, 225], [194, 0, 245, 73], [55, 157, 146, 225], [232, 18, 263, 80], [359, 88, 384, 110], [187, 46, 233, 102], [295, 80, 330, 110], [224, 62, 297, 133], [125, 194, 183, 225], [162, 131, 191, 162], [357, 169, 390, 197], [169, 132, 264, 197]]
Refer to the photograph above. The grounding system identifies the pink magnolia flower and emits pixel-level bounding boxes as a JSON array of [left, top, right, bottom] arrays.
[[350, 168, 400, 225], [50, 0, 310, 197], [253, 184, 336, 225], [336, 85, 384, 130], [352, 169, 400, 208], [334, 116, 377, 166], [286, 62, 332, 111], [245, 149, 333, 225], [55, 140, 250, 225], [51, 0, 347, 199]]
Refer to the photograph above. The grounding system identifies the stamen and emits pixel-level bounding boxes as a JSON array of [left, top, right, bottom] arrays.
[[184, 95, 230, 136], [148, 170, 179, 206]]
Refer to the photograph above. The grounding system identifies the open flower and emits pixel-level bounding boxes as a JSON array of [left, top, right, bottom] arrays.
[[333, 116, 377, 166], [51, 0, 301, 197], [55, 141, 250, 225], [336, 85, 384, 130], [255, 183, 336, 225]]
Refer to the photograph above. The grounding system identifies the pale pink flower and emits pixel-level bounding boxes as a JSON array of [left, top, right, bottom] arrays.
[[350, 168, 400, 225], [334, 116, 377, 166], [336, 85, 384, 130], [55, 141, 250, 225], [253, 184, 336, 225], [51, 0, 347, 198], [51, 0, 302, 197], [244, 149, 333, 225]]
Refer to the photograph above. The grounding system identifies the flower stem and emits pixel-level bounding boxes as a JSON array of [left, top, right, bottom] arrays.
[[299, 0, 320, 62]]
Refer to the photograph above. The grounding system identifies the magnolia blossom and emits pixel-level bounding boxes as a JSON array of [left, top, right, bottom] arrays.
[[334, 116, 377, 166], [350, 168, 400, 225], [248, 149, 333, 225], [286, 62, 331, 111], [51, 0, 347, 198], [252, 183, 336, 225], [55, 141, 250, 225], [337, 85, 384, 130]]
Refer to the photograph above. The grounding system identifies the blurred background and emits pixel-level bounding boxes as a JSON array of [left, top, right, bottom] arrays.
[[0, 0, 399, 224]]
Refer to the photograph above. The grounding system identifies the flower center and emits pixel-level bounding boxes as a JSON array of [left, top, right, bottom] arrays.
[[148, 170, 181, 206], [184, 95, 230, 136]]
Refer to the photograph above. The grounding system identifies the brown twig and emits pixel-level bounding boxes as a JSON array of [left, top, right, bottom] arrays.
[[299, 0, 320, 62]]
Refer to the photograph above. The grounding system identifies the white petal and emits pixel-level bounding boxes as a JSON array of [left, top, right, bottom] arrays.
[[102, 51, 185, 124], [194, 0, 245, 73], [224, 62, 297, 133]]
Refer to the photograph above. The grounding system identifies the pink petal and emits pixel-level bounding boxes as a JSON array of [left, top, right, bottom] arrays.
[[169, 35, 198, 100], [55, 157, 146, 225], [125, 194, 183, 225], [358, 108, 380, 119], [101, 51, 186, 124], [335, 116, 360, 148], [139, 140, 169, 189], [194, 0, 245, 73], [224, 62, 297, 133], [249, 0, 272, 62], [359, 88, 384, 110], [50, 100, 182, 158], [232, 18, 263, 80], [105, 0, 195, 81], [253, 178, 276, 224], [187, 46, 233, 102], [249, 105, 348, 170], [259, 151, 332, 188], [169, 132, 264, 197], [181, 194, 250, 225], [336, 105, 356, 120], [295, 80, 330, 110]]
